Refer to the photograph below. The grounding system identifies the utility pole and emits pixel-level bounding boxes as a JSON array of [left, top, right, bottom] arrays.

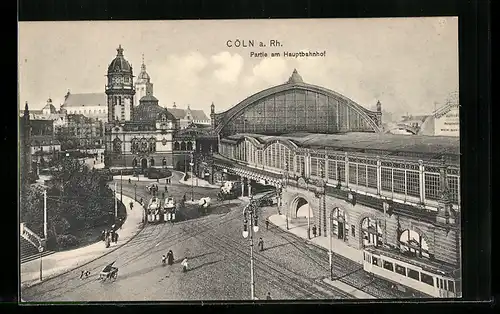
[[328, 209, 333, 281], [243, 197, 259, 300], [190, 152, 194, 202], [120, 170, 123, 206], [43, 189, 47, 239], [115, 181, 118, 219]]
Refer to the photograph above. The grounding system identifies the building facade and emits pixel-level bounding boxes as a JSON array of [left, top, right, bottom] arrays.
[[103, 45, 188, 170], [209, 69, 461, 297], [168, 104, 211, 129], [61, 91, 108, 122], [55, 114, 105, 150]]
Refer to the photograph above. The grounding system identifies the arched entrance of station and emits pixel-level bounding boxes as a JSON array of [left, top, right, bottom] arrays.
[[291, 197, 313, 219]]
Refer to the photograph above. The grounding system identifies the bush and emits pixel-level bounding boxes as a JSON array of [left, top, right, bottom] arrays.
[[109, 168, 136, 176], [146, 168, 171, 179], [56, 234, 80, 249]]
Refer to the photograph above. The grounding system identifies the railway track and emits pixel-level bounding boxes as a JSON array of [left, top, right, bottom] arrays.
[[175, 210, 353, 299], [267, 218, 428, 299]]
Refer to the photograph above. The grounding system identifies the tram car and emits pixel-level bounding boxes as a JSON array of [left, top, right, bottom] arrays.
[[163, 197, 176, 222], [147, 197, 162, 223], [362, 246, 460, 298]]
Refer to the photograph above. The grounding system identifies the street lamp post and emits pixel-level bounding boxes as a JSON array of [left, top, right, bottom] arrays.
[[190, 152, 194, 202], [134, 183, 137, 201], [284, 161, 289, 230], [120, 170, 123, 207], [328, 209, 334, 281], [242, 197, 259, 300]]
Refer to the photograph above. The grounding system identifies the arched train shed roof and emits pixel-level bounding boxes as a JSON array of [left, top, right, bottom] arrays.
[[214, 71, 382, 134]]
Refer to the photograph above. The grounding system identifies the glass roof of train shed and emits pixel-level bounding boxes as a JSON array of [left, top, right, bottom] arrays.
[[224, 132, 460, 162]]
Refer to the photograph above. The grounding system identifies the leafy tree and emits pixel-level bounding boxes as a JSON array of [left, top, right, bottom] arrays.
[[21, 157, 119, 248]]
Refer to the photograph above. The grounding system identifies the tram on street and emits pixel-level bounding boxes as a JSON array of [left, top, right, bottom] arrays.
[[362, 246, 460, 298]]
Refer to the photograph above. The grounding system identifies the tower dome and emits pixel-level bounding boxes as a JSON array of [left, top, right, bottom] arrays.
[[108, 45, 132, 73]]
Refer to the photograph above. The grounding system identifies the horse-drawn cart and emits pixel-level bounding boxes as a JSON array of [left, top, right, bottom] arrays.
[[99, 261, 118, 281]]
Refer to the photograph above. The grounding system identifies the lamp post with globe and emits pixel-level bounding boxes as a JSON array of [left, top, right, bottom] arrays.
[[242, 196, 259, 300]]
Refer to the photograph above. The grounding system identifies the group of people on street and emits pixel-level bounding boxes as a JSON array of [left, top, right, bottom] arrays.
[[161, 250, 175, 266], [101, 226, 120, 248]]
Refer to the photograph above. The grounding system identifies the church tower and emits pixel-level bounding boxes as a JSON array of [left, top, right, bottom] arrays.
[[134, 54, 154, 107], [105, 45, 135, 122]]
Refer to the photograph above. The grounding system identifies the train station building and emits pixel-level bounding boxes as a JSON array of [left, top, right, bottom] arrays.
[[207, 69, 461, 297]]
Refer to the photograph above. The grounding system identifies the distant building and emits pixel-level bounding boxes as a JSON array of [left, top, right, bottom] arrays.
[[61, 91, 108, 122], [55, 114, 105, 150], [19, 98, 67, 130], [419, 93, 459, 137], [167, 103, 211, 129]]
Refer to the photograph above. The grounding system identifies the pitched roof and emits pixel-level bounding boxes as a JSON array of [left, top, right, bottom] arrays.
[[166, 108, 186, 119], [62, 93, 107, 108], [42, 103, 57, 112], [166, 107, 209, 121], [190, 109, 209, 121]]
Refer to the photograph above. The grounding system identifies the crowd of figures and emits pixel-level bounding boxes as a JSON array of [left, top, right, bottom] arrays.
[[101, 225, 120, 248]]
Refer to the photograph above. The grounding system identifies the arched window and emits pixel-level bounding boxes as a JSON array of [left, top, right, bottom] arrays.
[[130, 138, 138, 153], [331, 208, 350, 241], [162, 158, 167, 166], [112, 138, 122, 154], [132, 158, 138, 167], [187, 141, 193, 151], [149, 137, 156, 152], [140, 138, 148, 152], [399, 230, 430, 259], [150, 158, 155, 167], [174, 142, 180, 150], [181, 142, 187, 151], [361, 217, 382, 247]]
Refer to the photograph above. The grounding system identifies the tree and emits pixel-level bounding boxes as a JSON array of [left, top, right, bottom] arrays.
[[21, 157, 118, 247]]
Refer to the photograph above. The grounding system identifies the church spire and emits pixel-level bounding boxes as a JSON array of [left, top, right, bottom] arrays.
[[141, 53, 146, 71]]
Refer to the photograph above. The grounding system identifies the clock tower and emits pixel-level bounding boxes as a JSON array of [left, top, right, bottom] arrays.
[[106, 45, 135, 122]]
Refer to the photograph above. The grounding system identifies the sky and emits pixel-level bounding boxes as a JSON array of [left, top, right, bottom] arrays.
[[18, 18, 458, 119]]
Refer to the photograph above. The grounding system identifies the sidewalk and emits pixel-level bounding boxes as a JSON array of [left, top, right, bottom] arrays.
[[177, 171, 220, 189], [20, 193, 144, 289], [268, 214, 363, 264], [268, 214, 373, 299]]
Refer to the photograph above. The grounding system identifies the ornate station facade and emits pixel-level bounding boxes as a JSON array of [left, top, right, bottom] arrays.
[[209, 69, 461, 296]]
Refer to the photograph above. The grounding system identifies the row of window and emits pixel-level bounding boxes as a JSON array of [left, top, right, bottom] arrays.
[[67, 109, 107, 115], [220, 141, 460, 204], [364, 253, 456, 293]]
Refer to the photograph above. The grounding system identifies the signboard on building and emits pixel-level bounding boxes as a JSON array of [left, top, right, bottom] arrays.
[[434, 107, 459, 137]]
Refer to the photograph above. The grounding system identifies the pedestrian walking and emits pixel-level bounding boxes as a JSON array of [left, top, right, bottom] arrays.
[[128, 178, 131, 184], [265, 218, 269, 230], [101, 230, 106, 241], [266, 292, 272, 300], [258, 238, 264, 251], [312, 225, 317, 238], [115, 232, 119, 243]]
